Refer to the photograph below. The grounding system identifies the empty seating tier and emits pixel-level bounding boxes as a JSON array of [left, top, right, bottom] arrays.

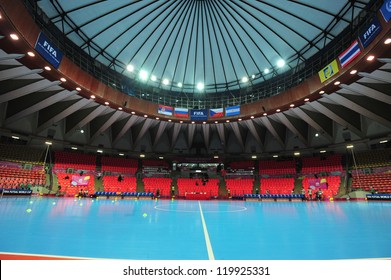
[[0, 143, 45, 164], [226, 178, 254, 197], [0, 165, 46, 189], [260, 178, 295, 195], [353, 149, 391, 169], [102, 175, 136, 193], [177, 178, 219, 198], [259, 159, 296, 176], [302, 176, 341, 199], [301, 154, 343, 174], [143, 177, 172, 197], [351, 173, 391, 193], [101, 156, 138, 175], [54, 151, 96, 171]]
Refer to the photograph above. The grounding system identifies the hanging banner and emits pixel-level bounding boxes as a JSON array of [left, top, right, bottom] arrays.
[[318, 59, 339, 83], [225, 105, 240, 117], [174, 107, 189, 118], [338, 40, 361, 68], [158, 105, 173, 116], [380, 0, 391, 22], [210, 108, 224, 118], [359, 16, 382, 48], [190, 109, 208, 121], [34, 32, 63, 69]]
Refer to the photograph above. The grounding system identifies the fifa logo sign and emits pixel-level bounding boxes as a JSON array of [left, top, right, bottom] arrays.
[[363, 24, 377, 40], [43, 41, 58, 58]]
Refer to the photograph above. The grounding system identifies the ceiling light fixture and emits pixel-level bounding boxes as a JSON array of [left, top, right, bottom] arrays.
[[10, 34, 19, 40]]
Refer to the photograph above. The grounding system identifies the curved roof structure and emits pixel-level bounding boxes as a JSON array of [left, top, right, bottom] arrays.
[[0, 0, 390, 159], [38, 0, 371, 94]]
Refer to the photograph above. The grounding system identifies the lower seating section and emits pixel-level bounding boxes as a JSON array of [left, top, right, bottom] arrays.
[[177, 178, 219, 197], [0, 166, 46, 189], [259, 159, 296, 176], [302, 176, 341, 199], [143, 177, 172, 197], [351, 173, 391, 193], [56, 173, 95, 196], [226, 178, 253, 196], [301, 154, 343, 174], [260, 178, 295, 194], [102, 176, 136, 193]]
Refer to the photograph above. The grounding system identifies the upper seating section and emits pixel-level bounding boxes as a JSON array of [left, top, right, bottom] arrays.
[[226, 161, 255, 178], [226, 178, 254, 196], [142, 159, 170, 177], [259, 159, 296, 176], [228, 161, 255, 170], [177, 178, 219, 197], [301, 154, 343, 174], [54, 151, 96, 171], [0, 143, 45, 164], [101, 156, 138, 175], [260, 178, 295, 194], [354, 149, 391, 169]]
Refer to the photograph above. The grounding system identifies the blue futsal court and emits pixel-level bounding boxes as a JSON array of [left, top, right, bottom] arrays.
[[0, 197, 390, 260]]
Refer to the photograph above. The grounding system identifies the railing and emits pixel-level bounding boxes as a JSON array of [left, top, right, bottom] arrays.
[[22, 0, 382, 109]]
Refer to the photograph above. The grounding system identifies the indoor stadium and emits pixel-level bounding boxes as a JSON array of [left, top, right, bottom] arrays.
[[1, 0, 391, 265]]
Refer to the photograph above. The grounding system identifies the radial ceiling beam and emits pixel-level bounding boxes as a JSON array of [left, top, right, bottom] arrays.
[[66, 105, 110, 136], [0, 53, 25, 61], [187, 123, 196, 148], [90, 110, 124, 143], [133, 118, 153, 149], [37, 98, 93, 133], [0, 80, 61, 103], [170, 123, 182, 149], [202, 124, 211, 150], [229, 122, 244, 151], [326, 93, 391, 129], [244, 119, 264, 150], [112, 115, 139, 145], [291, 107, 333, 142], [5, 89, 75, 125], [259, 117, 285, 147], [308, 100, 363, 138], [153, 121, 169, 147], [339, 83, 391, 104], [358, 70, 391, 84], [276, 112, 308, 146], [0, 67, 43, 81]]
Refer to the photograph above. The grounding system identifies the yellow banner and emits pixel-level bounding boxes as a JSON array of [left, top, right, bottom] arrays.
[[318, 59, 339, 83]]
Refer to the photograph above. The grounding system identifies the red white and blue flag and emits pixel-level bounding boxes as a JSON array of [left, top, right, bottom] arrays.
[[174, 107, 189, 118], [338, 40, 361, 68], [209, 108, 224, 118], [158, 105, 173, 116]]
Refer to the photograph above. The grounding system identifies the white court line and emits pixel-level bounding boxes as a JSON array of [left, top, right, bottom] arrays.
[[198, 201, 215, 260]]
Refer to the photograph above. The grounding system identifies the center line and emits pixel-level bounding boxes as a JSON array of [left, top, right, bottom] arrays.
[[198, 201, 215, 260]]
